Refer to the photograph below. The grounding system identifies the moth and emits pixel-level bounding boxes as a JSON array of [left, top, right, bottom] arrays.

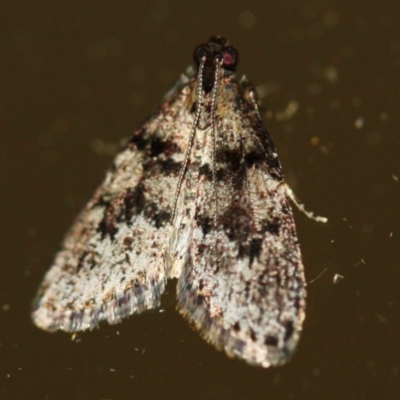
[[32, 36, 325, 367]]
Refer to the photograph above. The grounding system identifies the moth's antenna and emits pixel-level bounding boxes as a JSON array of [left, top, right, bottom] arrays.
[[210, 59, 221, 229], [171, 56, 206, 222]]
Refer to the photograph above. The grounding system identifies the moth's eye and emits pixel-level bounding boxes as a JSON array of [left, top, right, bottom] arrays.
[[193, 44, 208, 66], [222, 46, 238, 71]]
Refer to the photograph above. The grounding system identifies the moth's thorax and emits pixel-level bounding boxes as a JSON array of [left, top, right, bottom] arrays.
[[194, 72, 240, 131]]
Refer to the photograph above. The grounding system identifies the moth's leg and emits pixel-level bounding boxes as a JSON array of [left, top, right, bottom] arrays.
[[285, 184, 328, 223]]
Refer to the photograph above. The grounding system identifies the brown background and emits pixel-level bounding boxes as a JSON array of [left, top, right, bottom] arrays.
[[0, 1, 399, 399]]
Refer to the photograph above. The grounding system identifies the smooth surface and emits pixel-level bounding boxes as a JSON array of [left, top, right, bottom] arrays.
[[1, 1, 399, 399]]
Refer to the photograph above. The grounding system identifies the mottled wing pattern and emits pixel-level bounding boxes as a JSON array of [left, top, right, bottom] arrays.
[[33, 36, 312, 368], [175, 74, 306, 367], [32, 69, 197, 332]]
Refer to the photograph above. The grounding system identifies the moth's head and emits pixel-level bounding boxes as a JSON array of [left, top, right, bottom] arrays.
[[193, 36, 238, 73], [193, 37, 239, 94]]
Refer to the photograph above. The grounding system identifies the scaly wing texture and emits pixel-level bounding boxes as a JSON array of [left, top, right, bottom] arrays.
[[32, 36, 308, 368], [32, 69, 198, 332], [176, 75, 306, 367]]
